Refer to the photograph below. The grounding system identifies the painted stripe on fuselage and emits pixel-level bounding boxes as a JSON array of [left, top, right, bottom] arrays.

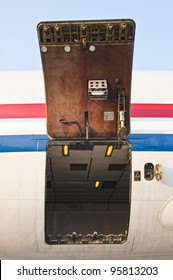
[[0, 118, 47, 135], [0, 134, 173, 152], [0, 135, 48, 152], [0, 104, 46, 118], [1, 103, 173, 118], [131, 104, 173, 118], [0, 103, 173, 152], [1, 118, 173, 135]]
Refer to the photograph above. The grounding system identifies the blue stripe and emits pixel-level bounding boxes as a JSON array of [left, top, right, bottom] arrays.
[[0, 134, 173, 152], [129, 134, 173, 151], [0, 135, 49, 152]]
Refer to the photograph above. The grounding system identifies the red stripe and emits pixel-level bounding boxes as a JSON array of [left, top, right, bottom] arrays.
[[0, 104, 46, 118], [131, 104, 173, 118], [0, 103, 173, 118]]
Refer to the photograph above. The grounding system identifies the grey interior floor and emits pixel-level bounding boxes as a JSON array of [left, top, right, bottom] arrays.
[[46, 203, 130, 236], [45, 141, 131, 244]]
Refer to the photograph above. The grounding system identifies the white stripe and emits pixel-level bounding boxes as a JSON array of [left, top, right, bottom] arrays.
[[1, 117, 173, 136], [0, 118, 47, 135], [131, 118, 173, 134]]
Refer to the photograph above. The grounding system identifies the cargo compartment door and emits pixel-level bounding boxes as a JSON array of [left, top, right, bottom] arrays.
[[37, 19, 135, 139]]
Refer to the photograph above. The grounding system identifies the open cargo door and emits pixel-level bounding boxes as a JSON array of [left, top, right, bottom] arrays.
[[38, 19, 135, 139], [37, 19, 135, 245]]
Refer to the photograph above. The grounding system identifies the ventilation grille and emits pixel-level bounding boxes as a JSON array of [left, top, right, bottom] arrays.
[[88, 80, 108, 100]]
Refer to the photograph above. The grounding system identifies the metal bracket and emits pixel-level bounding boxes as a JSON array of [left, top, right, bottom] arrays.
[[155, 163, 163, 181], [117, 87, 126, 138]]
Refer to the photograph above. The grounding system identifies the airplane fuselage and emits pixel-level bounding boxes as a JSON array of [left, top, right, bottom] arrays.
[[0, 19, 173, 259]]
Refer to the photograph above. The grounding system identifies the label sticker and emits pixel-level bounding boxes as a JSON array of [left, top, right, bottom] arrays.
[[104, 111, 114, 121], [134, 171, 141, 181]]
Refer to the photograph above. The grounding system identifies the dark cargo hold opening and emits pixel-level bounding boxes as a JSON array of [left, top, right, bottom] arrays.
[[45, 141, 131, 244]]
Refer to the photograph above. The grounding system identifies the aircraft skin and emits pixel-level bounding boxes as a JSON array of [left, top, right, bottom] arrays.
[[0, 70, 173, 259]]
